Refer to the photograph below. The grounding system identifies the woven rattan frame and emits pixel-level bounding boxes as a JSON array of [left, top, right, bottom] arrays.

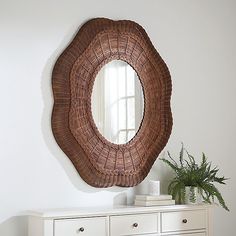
[[52, 18, 172, 187]]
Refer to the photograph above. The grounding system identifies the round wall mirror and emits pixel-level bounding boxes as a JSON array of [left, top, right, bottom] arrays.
[[91, 60, 144, 144]]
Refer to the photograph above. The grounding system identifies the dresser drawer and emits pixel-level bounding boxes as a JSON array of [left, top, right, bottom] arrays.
[[54, 217, 107, 236], [161, 210, 206, 233], [110, 213, 157, 236], [171, 234, 206, 236]]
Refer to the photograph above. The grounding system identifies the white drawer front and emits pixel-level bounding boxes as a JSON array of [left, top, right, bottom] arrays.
[[110, 213, 157, 236], [171, 234, 206, 236], [161, 210, 206, 233], [54, 217, 107, 236]]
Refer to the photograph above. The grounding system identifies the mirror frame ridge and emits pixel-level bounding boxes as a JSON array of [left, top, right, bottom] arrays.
[[52, 17, 172, 187]]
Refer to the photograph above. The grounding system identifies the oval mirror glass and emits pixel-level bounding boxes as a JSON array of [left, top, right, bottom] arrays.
[[91, 60, 144, 144]]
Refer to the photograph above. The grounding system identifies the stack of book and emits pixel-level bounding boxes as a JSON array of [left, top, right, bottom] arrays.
[[134, 194, 175, 206]]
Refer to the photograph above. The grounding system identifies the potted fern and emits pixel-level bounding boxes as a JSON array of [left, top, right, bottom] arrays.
[[161, 144, 229, 211]]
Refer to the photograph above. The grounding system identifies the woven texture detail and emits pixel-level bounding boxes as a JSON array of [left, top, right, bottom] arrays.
[[52, 18, 172, 187]]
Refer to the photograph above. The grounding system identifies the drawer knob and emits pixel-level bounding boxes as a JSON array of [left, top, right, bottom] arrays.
[[182, 219, 188, 224], [79, 227, 85, 232], [133, 223, 138, 228]]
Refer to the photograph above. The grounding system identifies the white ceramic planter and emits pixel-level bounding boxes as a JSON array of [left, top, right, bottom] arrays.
[[184, 186, 202, 204]]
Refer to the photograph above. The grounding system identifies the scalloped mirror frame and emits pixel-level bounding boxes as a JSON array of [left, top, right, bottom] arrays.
[[51, 18, 172, 187]]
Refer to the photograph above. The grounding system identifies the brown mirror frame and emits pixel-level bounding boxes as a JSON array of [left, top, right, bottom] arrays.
[[52, 18, 172, 187]]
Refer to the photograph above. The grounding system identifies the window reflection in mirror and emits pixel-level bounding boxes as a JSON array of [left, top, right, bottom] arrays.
[[91, 60, 144, 144]]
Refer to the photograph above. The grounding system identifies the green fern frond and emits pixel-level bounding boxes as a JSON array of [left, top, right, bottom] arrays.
[[179, 142, 184, 167], [167, 151, 178, 166], [159, 158, 180, 173], [200, 182, 229, 211]]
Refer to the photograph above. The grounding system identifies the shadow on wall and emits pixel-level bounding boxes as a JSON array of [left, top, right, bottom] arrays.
[[40, 22, 133, 194], [133, 151, 174, 199], [113, 192, 128, 205], [0, 216, 28, 236]]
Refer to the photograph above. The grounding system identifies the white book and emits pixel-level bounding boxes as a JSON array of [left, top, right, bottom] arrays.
[[134, 199, 175, 207], [135, 194, 172, 201]]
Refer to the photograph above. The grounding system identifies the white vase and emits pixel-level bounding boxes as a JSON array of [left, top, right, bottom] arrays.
[[148, 180, 160, 196], [184, 186, 202, 204]]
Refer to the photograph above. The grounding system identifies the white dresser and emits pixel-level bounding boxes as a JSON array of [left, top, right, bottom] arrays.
[[28, 204, 213, 236]]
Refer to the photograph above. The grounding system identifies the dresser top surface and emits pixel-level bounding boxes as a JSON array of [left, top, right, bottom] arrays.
[[26, 204, 213, 219]]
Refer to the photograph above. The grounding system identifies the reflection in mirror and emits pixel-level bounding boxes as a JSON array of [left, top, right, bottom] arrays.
[[91, 60, 144, 144]]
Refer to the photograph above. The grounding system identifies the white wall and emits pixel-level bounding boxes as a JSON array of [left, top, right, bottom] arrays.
[[0, 0, 235, 235]]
